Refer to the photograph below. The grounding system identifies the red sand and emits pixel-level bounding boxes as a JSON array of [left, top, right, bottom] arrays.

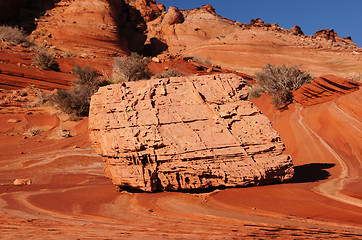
[[0, 82, 360, 239], [0, 2, 361, 237]]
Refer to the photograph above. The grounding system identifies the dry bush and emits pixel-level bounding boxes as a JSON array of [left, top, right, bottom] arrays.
[[32, 51, 60, 71], [112, 52, 150, 83], [25, 127, 44, 136], [192, 55, 212, 65], [72, 65, 98, 85], [153, 69, 183, 79], [51, 65, 102, 117], [254, 63, 312, 108], [248, 85, 263, 100], [0, 25, 28, 44], [349, 72, 361, 82]]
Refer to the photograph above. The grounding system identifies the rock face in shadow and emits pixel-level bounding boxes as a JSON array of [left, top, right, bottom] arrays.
[[0, 0, 56, 32], [89, 74, 294, 192]]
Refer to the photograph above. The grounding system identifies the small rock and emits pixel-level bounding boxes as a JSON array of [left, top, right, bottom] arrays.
[[291, 25, 304, 35], [7, 119, 20, 123], [14, 178, 32, 186], [151, 57, 160, 63]]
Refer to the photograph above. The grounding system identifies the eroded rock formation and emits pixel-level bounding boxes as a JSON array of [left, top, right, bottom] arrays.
[[291, 25, 304, 35], [89, 74, 294, 192], [162, 7, 184, 25], [125, 0, 165, 22], [314, 29, 339, 42]]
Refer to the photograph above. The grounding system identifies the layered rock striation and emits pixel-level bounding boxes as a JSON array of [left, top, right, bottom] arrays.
[[89, 74, 294, 192]]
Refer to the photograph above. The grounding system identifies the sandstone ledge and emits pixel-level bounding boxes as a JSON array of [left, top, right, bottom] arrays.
[[89, 74, 293, 192]]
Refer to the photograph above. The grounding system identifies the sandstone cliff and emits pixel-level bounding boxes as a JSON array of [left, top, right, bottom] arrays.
[[89, 74, 293, 192]]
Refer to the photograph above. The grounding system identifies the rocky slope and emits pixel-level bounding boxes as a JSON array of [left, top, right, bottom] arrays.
[[89, 74, 293, 191], [146, 6, 361, 77]]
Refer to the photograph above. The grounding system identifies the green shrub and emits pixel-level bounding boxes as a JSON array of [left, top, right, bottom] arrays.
[[32, 51, 60, 71], [0, 25, 28, 44], [254, 63, 312, 108], [153, 69, 183, 79], [112, 52, 150, 83], [51, 65, 102, 117]]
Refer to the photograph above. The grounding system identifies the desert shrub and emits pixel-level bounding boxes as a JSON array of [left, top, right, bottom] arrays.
[[51, 65, 103, 117], [72, 65, 98, 85], [248, 85, 263, 100], [61, 52, 74, 58], [112, 52, 150, 83], [254, 63, 312, 108], [32, 51, 60, 71], [349, 72, 361, 82], [192, 56, 212, 65], [25, 127, 44, 136], [0, 25, 28, 44], [51, 85, 94, 117], [153, 69, 183, 79]]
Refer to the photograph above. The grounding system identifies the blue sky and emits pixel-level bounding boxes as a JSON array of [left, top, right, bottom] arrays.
[[158, 0, 362, 47]]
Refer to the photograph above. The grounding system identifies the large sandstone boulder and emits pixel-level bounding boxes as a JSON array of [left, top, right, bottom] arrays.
[[89, 74, 294, 192], [162, 7, 184, 25]]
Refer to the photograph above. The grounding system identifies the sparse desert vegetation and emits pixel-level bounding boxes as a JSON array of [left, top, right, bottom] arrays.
[[252, 63, 313, 108], [153, 68, 183, 78], [0, 25, 28, 44], [50, 65, 101, 117], [112, 52, 150, 83], [50, 52, 153, 117], [32, 50, 60, 71]]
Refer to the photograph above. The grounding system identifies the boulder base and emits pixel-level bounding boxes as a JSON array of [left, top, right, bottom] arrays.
[[89, 74, 293, 192]]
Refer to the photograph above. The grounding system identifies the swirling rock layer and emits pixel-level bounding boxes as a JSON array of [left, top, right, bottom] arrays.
[[89, 74, 293, 192]]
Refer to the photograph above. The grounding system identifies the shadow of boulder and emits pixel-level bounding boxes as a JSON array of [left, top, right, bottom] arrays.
[[289, 163, 335, 183]]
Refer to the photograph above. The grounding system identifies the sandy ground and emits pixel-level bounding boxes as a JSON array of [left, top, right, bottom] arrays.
[[0, 83, 360, 239], [0, 3, 361, 237]]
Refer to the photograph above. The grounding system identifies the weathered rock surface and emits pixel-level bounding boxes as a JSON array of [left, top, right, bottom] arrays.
[[125, 0, 165, 22], [146, 8, 361, 77], [14, 178, 32, 185], [315, 29, 339, 42], [89, 74, 293, 192], [291, 25, 304, 35], [162, 7, 184, 25]]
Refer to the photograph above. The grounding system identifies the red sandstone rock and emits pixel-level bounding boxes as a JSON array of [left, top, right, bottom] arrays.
[[293, 75, 361, 106], [125, 0, 164, 22], [291, 25, 304, 35], [314, 29, 339, 42], [14, 178, 32, 185], [163, 7, 184, 25], [89, 74, 294, 192], [250, 18, 265, 27], [202, 4, 216, 14]]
